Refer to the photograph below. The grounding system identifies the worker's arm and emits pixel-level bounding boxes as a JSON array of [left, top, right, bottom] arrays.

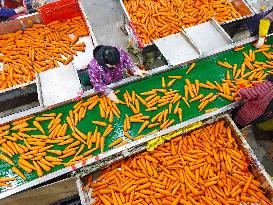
[[256, 10, 273, 48], [88, 62, 119, 103], [119, 48, 148, 77]]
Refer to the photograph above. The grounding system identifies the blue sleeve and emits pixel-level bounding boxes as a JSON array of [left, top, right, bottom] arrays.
[[0, 8, 16, 17]]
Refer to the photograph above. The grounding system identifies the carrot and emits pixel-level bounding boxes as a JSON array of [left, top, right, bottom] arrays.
[[92, 121, 107, 127], [12, 167, 26, 180], [100, 136, 105, 153], [0, 154, 14, 166], [75, 144, 85, 157], [0, 182, 11, 187], [134, 178, 149, 186], [47, 150, 62, 156], [189, 94, 204, 102], [153, 188, 171, 196], [11, 122, 29, 130], [18, 159, 36, 170], [171, 194, 182, 205], [182, 97, 190, 108], [256, 191, 272, 204], [173, 101, 180, 115], [204, 181, 218, 187], [33, 121, 45, 134], [108, 138, 123, 148], [178, 108, 183, 122], [37, 161, 51, 172], [98, 195, 112, 205], [138, 121, 149, 134], [45, 156, 62, 162], [144, 155, 158, 164], [241, 195, 257, 202], [168, 76, 182, 80], [0, 178, 16, 183], [167, 79, 176, 87], [162, 77, 166, 88], [242, 175, 252, 193], [231, 188, 242, 197], [59, 149, 76, 159], [186, 63, 196, 74]]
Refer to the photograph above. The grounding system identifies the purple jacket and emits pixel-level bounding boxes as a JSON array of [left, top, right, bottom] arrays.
[[88, 48, 136, 95]]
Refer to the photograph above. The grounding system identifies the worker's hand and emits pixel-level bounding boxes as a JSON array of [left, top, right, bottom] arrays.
[[255, 37, 266, 48], [107, 91, 119, 103], [134, 69, 148, 78], [14, 6, 26, 14]]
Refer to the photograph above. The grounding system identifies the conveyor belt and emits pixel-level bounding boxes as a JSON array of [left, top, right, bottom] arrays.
[[0, 37, 272, 198]]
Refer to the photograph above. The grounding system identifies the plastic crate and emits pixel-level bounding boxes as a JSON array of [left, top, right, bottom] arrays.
[[38, 0, 83, 24]]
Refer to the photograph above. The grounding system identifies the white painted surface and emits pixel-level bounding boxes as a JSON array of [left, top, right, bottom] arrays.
[[72, 36, 95, 69], [154, 33, 200, 66], [39, 65, 81, 107], [185, 22, 231, 54]]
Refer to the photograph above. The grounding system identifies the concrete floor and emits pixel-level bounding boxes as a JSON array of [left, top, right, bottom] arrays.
[[81, 0, 166, 69], [81, 0, 128, 50], [0, 178, 78, 205], [243, 127, 273, 176]]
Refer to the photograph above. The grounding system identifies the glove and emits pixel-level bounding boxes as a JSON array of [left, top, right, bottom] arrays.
[[134, 69, 148, 78], [14, 6, 25, 14], [255, 36, 266, 48], [107, 91, 119, 103], [259, 19, 270, 37], [238, 88, 245, 97]]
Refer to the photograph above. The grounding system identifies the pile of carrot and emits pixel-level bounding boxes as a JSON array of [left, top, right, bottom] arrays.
[[86, 120, 271, 205], [0, 96, 123, 184], [124, 0, 243, 44], [0, 16, 88, 90], [178, 44, 273, 112]]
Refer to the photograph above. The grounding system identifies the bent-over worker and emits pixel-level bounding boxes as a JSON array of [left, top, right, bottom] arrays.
[[88, 45, 148, 103]]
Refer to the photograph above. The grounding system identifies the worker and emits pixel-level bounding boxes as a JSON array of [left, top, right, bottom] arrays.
[[226, 6, 273, 42], [255, 7, 273, 48], [0, 0, 25, 20], [234, 74, 273, 137], [88, 45, 148, 103]]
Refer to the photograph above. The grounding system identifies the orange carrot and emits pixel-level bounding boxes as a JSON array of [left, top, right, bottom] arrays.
[[12, 167, 26, 180]]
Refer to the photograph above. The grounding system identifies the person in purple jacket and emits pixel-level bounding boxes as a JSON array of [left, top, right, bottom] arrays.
[[88, 45, 148, 103]]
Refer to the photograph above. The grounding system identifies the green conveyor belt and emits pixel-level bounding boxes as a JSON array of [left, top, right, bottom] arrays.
[[1, 38, 273, 194]]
